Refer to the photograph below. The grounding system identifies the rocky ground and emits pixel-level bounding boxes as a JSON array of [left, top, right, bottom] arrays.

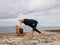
[[0, 31, 60, 45]]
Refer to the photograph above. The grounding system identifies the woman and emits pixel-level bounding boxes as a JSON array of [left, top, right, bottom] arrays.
[[18, 19, 41, 37]]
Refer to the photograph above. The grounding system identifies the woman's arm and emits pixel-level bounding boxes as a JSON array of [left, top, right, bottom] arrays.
[[16, 25, 20, 36]]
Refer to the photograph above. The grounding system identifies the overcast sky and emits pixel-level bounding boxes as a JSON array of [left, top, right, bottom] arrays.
[[0, 0, 60, 27]]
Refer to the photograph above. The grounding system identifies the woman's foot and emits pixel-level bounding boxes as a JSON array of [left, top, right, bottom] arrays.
[[40, 31, 46, 35]]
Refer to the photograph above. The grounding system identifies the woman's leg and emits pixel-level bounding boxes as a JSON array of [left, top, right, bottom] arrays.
[[30, 21, 41, 38], [32, 21, 41, 33], [33, 28, 41, 33]]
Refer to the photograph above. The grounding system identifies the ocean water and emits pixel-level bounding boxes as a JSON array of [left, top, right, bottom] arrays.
[[0, 26, 60, 33]]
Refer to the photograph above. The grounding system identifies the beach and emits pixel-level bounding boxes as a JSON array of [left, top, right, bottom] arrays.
[[0, 30, 60, 45]]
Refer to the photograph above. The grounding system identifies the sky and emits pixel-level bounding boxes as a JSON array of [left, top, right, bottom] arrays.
[[0, 0, 60, 27]]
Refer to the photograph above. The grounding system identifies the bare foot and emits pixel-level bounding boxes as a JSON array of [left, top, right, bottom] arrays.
[[40, 31, 46, 35]]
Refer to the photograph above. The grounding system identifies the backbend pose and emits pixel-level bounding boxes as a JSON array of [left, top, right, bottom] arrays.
[[16, 19, 42, 36]]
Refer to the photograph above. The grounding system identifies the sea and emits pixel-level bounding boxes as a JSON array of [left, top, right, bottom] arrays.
[[0, 26, 60, 33]]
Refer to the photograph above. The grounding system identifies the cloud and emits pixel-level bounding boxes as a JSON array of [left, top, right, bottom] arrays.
[[0, 18, 18, 26], [0, 0, 59, 19], [17, 0, 60, 27], [0, 0, 60, 27], [26, 0, 56, 10], [0, 0, 27, 19]]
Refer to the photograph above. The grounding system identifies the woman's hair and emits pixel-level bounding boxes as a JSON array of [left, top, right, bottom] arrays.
[[19, 28, 23, 34]]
